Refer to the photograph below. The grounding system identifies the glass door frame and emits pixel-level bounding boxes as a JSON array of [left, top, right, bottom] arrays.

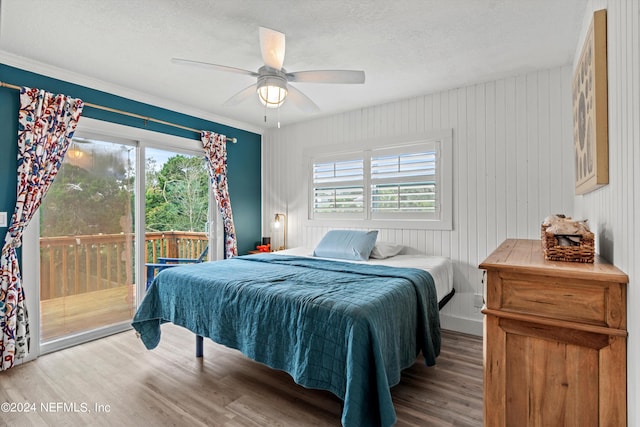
[[22, 117, 217, 360]]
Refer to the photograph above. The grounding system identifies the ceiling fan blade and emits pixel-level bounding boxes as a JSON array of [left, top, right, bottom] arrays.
[[259, 27, 285, 70], [286, 85, 320, 113], [223, 83, 258, 107], [287, 70, 365, 84], [172, 58, 258, 77]]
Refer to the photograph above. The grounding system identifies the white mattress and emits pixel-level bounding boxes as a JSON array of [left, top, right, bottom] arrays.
[[277, 247, 454, 303]]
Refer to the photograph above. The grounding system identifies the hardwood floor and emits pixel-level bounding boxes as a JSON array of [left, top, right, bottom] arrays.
[[0, 325, 483, 426]]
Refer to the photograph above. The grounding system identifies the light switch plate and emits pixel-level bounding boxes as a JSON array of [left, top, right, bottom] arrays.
[[0, 212, 7, 227]]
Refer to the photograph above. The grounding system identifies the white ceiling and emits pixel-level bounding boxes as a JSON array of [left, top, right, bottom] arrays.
[[0, 0, 586, 133]]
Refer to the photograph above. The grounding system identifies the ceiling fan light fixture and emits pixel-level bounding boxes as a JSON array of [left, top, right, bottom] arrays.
[[257, 75, 287, 108], [174, 27, 364, 116], [67, 143, 84, 160]]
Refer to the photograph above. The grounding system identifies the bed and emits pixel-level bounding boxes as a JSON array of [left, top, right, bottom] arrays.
[[279, 246, 455, 310], [132, 237, 454, 427]]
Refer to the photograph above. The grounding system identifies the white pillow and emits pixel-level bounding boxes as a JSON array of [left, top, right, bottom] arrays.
[[369, 242, 404, 259]]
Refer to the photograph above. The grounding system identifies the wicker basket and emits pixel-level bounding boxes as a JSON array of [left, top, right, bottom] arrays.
[[541, 224, 594, 263]]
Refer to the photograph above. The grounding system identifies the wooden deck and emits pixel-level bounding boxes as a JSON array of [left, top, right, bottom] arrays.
[[37, 231, 207, 341], [40, 285, 135, 342]]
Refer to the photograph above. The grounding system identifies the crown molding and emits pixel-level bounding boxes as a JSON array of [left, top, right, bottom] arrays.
[[0, 49, 264, 135]]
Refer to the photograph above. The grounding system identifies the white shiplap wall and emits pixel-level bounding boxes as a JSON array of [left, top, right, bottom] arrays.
[[574, 0, 639, 425], [262, 66, 575, 335]]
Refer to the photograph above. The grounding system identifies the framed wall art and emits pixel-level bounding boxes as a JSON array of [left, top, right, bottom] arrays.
[[573, 9, 608, 195]]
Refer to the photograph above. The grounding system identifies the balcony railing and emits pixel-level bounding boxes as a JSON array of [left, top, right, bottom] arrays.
[[39, 231, 208, 300]]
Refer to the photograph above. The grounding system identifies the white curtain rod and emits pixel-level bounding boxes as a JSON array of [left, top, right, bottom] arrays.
[[0, 81, 238, 143]]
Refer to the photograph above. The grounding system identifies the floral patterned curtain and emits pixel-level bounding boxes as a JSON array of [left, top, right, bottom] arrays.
[[201, 131, 238, 258], [0, 87, 84, 370]]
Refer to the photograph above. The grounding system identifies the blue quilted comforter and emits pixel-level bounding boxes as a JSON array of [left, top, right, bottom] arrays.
[[132, 254, 440, 427]]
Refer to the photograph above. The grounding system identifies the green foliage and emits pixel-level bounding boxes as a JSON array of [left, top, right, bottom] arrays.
[[40, 153, 133, 237], [144, 154, 209, 232], [41, 146, 209, 237]]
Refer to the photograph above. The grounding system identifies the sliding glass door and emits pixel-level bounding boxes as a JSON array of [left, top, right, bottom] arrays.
[[39, 135, 136, 344], [24, 118, 216, 356]]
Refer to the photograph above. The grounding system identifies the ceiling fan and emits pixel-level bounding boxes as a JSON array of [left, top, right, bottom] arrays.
[[172, 27, 365, 114]]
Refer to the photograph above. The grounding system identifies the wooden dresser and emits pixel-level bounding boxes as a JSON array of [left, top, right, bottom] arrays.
[[480, 239, 628, 427]]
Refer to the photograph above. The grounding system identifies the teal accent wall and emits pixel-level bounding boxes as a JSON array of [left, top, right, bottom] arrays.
[[0, 64, 261, 256]]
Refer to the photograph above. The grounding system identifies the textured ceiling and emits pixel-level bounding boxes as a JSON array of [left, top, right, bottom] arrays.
[[0, 0, 586, 132]]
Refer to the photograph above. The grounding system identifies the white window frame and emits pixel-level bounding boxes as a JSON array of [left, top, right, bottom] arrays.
[[305, 129, 453, 230]]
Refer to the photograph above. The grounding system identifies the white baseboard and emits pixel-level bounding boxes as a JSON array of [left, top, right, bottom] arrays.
[[440, 314, 483, 337]]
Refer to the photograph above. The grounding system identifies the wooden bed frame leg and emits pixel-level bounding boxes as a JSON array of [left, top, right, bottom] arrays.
[[196, 335, 203, 357]]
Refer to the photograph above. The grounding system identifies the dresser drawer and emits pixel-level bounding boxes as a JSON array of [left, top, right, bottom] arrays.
[[495, 271, 625, 328]]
